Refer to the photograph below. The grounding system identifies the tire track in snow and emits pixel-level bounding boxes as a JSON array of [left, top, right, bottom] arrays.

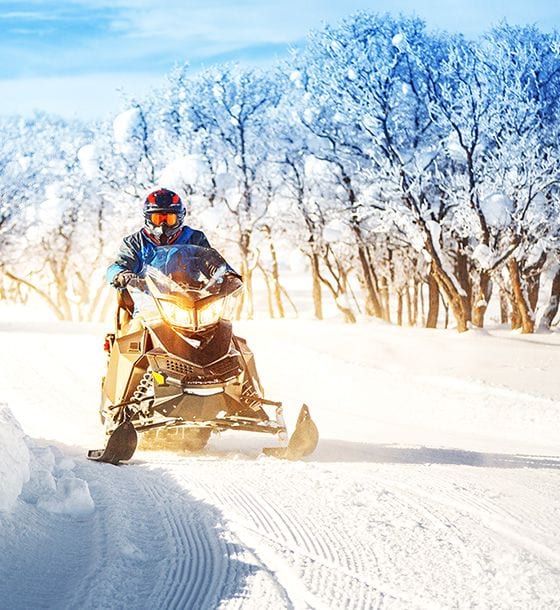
[[62, 461, 237, 610], [375, 475, 482, 599], [134, 470, 227, 610], [366, 466, 560, 608], [51, 462, 184, 610], [391, 469, 560, 566], [0, 501, 99, 610], [157, 458, 426, 610], [131, 457, 292, 610]]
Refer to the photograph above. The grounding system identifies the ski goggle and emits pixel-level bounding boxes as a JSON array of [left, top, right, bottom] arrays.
[[148, 212, 178, 226]]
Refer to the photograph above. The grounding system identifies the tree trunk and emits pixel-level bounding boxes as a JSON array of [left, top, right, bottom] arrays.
[[380, 276, 390, 322], [538, 266, 560, 329], [413, 210, 469, 332], [280, 285, 299, 317], [259, 265, 275, 318], [406, 284, 415, 326], [472, 271, 492, 328], [316, 252, 356, 323], [527, 275, 540, 312], [442, 297, 450, 329], [266, 227, 285, 318], [510, 300, 522, 330], [431, 262, 469, 332], [356, 243, 383, 319], [338, 301, 357, 323], [507, 258, 534, 333], [396, 290, 403, 326], [347, 174, 383, 319], [4, 270, 66, 320], [455, 242, 472, 322], [499, 290, 509, 325], [426, 271, 440, 329], [237, 231, 254, 320], [310, 252, 323, 320]]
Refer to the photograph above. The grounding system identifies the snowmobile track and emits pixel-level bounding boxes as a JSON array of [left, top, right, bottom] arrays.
[[156, 459, 420, 610], [137, 476, 229, 610], [129, 462, 292, 610]]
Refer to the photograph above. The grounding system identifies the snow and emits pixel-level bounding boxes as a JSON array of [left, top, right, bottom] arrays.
[[392, 33, 405, 50], [526, 239, 546, 268], [304, 155, 332, 180], [288, 249, 307, 273], [113, 107, 142, 154], [158, 154, 208, 189], [481, 192, 514, 228], [473, 242, 494, 269], [22, 445, 94, 516], [1, 310, 560, 608], [290, 70, 304, 89], [323, 218, 350, 243], [0, 404, 29, 512], [77, 144, 99, 178], [445, 130, 465, 161]]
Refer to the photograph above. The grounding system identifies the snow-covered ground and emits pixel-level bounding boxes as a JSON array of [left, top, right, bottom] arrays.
[[1, 308, 560, 609]]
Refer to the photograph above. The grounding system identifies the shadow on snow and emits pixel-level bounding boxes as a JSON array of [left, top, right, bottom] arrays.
[[310, 439, 560, 469], [0, 439, 273, 610]]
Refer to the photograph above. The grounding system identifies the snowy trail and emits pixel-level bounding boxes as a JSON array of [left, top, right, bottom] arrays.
[[1, 317, 560, 609]]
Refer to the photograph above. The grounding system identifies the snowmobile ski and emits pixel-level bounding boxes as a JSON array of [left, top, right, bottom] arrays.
[[87, 421, 138, 465], [263, 404, 319, 460]]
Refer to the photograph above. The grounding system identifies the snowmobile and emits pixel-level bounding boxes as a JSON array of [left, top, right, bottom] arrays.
[[88, 244, 318, 465]]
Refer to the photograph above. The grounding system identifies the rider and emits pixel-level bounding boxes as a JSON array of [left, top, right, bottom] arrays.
[[107, 188, 212, 289]]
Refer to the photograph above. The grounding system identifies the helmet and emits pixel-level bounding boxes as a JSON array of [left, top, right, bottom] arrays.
[[143, 188, 186, 242]]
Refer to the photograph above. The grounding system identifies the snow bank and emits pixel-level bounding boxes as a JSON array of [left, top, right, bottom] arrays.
[[0, 403, 94, 516], [22, 445, 95, 517], [0, 404, 30, 512]]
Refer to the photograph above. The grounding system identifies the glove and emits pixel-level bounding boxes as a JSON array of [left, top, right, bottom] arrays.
[[223, 273, 243, 292], [112, 270, 138, 289]]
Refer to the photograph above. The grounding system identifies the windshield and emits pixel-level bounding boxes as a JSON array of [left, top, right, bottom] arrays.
[[146, 244, 234, 298], [129, 245, 242, 330]]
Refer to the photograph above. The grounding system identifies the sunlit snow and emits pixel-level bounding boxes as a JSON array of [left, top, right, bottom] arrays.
[[1, 302, 560, 609]]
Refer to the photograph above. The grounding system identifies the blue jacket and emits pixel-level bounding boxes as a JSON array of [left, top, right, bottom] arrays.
[[106, 226, 211, 286]]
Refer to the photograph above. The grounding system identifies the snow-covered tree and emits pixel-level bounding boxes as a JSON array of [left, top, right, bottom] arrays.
[[165, 64, 284, 317], [2, 15, 560, 332]]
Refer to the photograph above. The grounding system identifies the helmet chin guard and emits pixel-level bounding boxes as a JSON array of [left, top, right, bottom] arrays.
[[145, 222, 181, 242]]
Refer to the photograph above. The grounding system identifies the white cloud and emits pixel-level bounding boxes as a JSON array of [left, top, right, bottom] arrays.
[[2, 0, 560, 119], [0, 72, 166, 120]]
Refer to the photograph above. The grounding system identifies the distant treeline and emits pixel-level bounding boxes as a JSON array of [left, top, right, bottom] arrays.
[[1, 13, 559, 331]]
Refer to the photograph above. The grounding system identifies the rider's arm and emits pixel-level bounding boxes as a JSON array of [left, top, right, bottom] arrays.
[[189, 229, 212, 249], [106, 234, 143, 286]]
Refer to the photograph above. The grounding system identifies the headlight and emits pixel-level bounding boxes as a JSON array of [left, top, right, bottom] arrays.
[[158, 291, 240, 330], [198, 299, 225, 328], [159, 301, 197, 328]]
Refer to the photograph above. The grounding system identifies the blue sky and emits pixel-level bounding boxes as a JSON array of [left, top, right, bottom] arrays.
[[0, 0, 558, 119]]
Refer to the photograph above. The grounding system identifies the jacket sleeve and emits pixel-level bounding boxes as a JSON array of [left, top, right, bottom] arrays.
[[106, 234, 143, 285], [186, 229, 241, 278]]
